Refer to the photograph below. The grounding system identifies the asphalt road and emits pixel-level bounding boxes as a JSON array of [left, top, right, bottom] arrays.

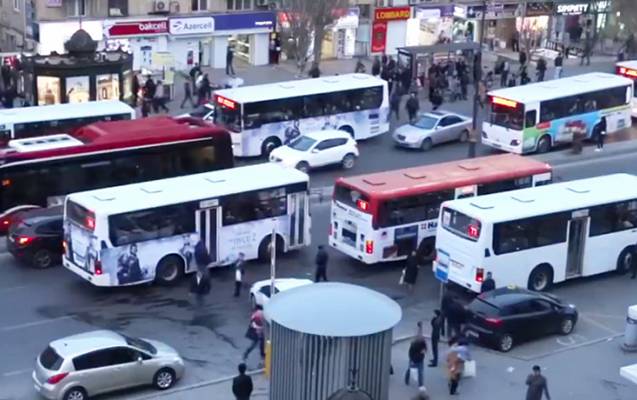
[[3, 145, 637, 400]]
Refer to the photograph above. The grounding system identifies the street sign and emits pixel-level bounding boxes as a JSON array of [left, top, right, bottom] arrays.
[[434, 262, 449, 283]]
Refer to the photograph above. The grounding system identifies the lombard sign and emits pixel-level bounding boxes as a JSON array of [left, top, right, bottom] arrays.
[[106, 20, 168, 37], [374, 7, 411, 21], [169, 17, 215, 35]]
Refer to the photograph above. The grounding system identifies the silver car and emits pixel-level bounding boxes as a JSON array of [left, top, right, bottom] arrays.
[[33, 330, 185, 400], [393, 111, 472, 151]]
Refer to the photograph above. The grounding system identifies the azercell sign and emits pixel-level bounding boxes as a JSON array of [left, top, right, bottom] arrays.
[[169, 17, 215, 35]]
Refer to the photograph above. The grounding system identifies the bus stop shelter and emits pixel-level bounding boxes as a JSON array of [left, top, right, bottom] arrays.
[[396, 42, 481, 84]]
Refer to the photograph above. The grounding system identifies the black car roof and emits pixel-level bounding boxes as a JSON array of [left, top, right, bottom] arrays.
[[478, 287, 557, 307], [20, 206, 63, 222]]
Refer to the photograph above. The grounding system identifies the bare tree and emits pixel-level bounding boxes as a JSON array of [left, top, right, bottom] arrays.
[[280, 0, 348, 75]]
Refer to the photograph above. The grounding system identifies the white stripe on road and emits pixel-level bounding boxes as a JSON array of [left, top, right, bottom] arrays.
[[0, 315, 73, 332], [0, 285, 30, 295], [2, 368, 31, 378]]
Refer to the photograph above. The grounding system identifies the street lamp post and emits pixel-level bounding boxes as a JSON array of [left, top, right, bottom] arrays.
[[468, 0, 488, 158]]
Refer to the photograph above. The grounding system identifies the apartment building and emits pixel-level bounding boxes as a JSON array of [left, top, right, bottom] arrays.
[[0, 0, 35, 52]]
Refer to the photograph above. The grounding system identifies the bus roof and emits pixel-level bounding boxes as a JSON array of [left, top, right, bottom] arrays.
[[486, 72, 633, 103], [335, 154, 552, 200], [0, 100, 134, 125], [1, 117, 227, 163], [444, 174, 637, 223], [215, 73, 386, 104], [67, 163, 309, 215], [617, 60, 637, 70]]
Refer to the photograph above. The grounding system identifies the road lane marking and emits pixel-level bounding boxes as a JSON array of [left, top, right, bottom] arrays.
[[0, 315, 73, 332], [2, 369, 31, 378], [0, 285, 29, 295], [579, 314, 623, 335]]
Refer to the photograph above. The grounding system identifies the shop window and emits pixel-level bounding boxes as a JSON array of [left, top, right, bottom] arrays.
[[108, 0, 128, 16], [227, 0, 250, 10], [67, 0, 87, 16]]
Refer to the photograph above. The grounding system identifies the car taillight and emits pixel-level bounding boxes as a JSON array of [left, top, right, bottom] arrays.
[[365, 240, 374, 254], [485, 317, 502, 327], [47, 372, 69, 385], [17, 236, 33, 246], [94, 260, 103, 275], [475, 267, 484, 283]]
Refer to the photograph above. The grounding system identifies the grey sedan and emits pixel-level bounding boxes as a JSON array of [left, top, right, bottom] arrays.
[[392, 111, 472, 151], [33, 330, 185, 400]]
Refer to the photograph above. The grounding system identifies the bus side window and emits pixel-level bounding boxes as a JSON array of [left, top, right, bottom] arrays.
[[525, 110, 536, 128]]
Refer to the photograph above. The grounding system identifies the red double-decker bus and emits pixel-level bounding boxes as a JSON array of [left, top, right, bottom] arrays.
[[0, 116, 233, 232]]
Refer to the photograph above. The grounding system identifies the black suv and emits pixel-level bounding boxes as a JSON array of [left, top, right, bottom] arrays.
[[7, 206, 63, 269], [464, 287, 578, 352]]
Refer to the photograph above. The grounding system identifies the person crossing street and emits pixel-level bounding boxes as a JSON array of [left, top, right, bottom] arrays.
[[315, 245, 329, 282]]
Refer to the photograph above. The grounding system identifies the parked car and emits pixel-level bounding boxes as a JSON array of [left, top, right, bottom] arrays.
[[250, 278, 313, 307], [269, 130, 359, 173], [463, 287, 578, 352], [7, 206, 63, 269], [33, 330, 185, 400], [392, 111, 471, 151], [177, 102, 215, 121]]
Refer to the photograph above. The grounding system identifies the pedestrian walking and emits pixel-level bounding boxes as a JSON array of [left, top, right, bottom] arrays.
[[445, 294, 465, 340], [234, 252, 246, 297], [554, 52, 564, 80], [389, 90, 401, 121], [580, 41, 592, 66], [507, 73, 517, 87], [355, 59, 366, 73], [459, 72, 468, 100], [536, 57, 547, 82], [180, 79, 195, 109], [243, 305, 265, 363], [226, 46, 236, 76], [429, 310, 443, 367], [480, 271, 496, 293], [404, 335, 427, 388], [153, 80, 169, 113], [431, 88, 443, 111], [189, 63, 201, 86], [595, 118, 607, 151], [519, 50, 527, 66], [372, 56, 381, 76], [446, 340, 464, 395], [500, 60, 510, 87], [526, 365, 551, 400], [143, 76, 156, 104], [198, 73, 211, 104], [401, 250, 420, 290], [314, 245, 329, 282], [131, 74, 140, 107], [232, 363, 253, 400], [189, 262, 211, 310], [406, 93, 420, 123]]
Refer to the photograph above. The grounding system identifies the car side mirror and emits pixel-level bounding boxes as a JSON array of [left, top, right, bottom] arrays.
[[311, 148, 319, 153], [137, 356, 143, 363]]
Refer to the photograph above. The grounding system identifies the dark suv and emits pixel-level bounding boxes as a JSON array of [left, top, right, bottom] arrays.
[[463, 287, 578, 352], [7, 206, 63, 269]]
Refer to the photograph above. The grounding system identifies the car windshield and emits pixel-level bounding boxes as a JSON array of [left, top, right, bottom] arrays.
[[412, 115, 438, 129], [122, 334, 157, 355], [289, 136, 316, 151]]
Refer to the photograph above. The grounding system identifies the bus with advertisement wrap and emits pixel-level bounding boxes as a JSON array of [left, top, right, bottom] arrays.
[[62, 163, 310, 287], [329, 154, 552, 264], [0, 117, 233, 233], [482, 72, 632, 154], [214, 73, 389, 157], [616, 60, 637, 117]]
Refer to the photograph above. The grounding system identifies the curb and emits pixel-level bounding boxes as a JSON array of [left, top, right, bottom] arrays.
[[535, 142, 637, 167]]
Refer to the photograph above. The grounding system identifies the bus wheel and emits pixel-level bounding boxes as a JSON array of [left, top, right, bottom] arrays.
[[527, 264, 553, 292], [155, 255, 185, 286], [536, 136, 551, 153], [616, 246, 635, 275], [258, 235, 284, 262], [261, 137, 281, 157], [417, 238, 436, 263], [338, 125, 354, 137]]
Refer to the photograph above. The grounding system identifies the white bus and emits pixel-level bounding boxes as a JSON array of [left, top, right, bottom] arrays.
[[482, 72, 633, 154], [434, 174, 637, 293], [616, 60, 637, 117], [62, 163, 310, 287], [214, 73, 389, 157], [0, 100, 135, 144]]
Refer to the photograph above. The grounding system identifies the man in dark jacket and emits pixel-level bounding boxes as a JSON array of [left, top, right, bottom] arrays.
[[389, 90, 401, 121], [232, 363, 253, 400], [404, 335, 427, 387], [481, 271, 496, 293], [405, 93, 420, 123], [315, 245, 329, 282], [536, 57, 547, 82], [429, 309, 443, 367], [226, 46, 235, 76], [190, 263, 211, 309], [194, 239, 211, 270], [371, 56, 381, 76], [526, 365, 551, 400], [402, 250, 420, 291]]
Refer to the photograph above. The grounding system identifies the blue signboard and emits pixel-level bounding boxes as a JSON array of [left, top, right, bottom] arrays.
[[434, 248, 449, 283], [213, 11, 276, 31]]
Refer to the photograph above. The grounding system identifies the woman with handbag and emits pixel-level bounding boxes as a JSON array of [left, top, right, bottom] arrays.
[[243, 305, 265, 364], [447, 338, 473, 395]]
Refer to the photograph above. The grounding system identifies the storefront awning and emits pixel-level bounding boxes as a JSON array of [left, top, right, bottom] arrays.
[[620, 364, 637, 385]]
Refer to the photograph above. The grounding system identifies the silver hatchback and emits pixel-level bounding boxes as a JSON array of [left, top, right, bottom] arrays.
[[33, 330, 185, 400]]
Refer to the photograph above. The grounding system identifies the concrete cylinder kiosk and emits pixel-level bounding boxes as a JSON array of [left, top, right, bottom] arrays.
[[622, 305, 637, 352]]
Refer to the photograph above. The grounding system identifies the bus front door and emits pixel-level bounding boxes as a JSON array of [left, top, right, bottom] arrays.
[[566, 215, 588, 278], [196, 207, 219, 267], [287, 192, 307, 248]]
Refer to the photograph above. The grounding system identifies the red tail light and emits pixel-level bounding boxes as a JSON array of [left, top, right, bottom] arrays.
[[356, 199, 369, 212], [365, 240, 374, 254], [47, 372, 69, 384], [475, 267, 484, 283], [94, 260, 103, 275], [85, 216, 95, 231], [17, 236, 34, 246], [485, 317, 502, 327]]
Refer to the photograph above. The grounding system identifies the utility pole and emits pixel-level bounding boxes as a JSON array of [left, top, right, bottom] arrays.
[[468, 0, 487, 158], [270, 222, 276, 298]]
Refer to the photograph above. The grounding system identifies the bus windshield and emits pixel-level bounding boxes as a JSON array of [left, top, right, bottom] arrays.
[[441, 207, 481, 241], [216, 106, 241, 132], [489, 102, 524, 131]]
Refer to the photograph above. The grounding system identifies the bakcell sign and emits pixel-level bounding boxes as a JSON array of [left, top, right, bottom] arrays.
[[106, 20, 168, 37], [169, 17, 215, 35]]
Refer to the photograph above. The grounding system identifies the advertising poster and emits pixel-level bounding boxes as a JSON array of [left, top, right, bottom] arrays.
[[66, 76, 90, 103], [37, 76, 61, 105]]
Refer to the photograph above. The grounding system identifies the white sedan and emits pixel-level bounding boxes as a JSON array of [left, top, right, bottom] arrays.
[[250, 278, 313, 307], [269, 130, 359, 173]]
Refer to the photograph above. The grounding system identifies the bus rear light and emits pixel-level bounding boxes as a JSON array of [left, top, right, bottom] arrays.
[[94, 260, 103, 275], [85, 216, 95, 231], [365, 240, 374, 254], [356, 199, 369, 212], [475, 267, 484, 283]]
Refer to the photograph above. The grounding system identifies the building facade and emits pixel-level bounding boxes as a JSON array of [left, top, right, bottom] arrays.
[[0, 0, 35, 53]]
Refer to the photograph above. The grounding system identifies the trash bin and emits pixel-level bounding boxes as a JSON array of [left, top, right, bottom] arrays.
[[622, 305, 637, 352]]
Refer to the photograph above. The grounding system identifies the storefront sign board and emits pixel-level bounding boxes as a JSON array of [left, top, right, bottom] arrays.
[[169, 17, 215, 36], [106, 20, 168, 37], [374, 7, 411, 21]]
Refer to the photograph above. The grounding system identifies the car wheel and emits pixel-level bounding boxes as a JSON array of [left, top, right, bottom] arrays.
[[616, 246, 634, 275], [261, 137, 281, 157], [497, 334, 514, 352], [459, 130, 469, 142], [536, 135, 551, 154], [527, 264, 553, 292], [63, 387, 87, 400], [32, 249, 54, 269], [341, 154, 356, 169], [155, 256, 185, 286], [421, 138, 433, 151], [153, 368, 176, 390], [295, 161, 310, 174], [559, 317, 575, 335]]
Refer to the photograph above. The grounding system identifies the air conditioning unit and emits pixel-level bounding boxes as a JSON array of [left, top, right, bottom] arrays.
[[153, 0, 169, 13]]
